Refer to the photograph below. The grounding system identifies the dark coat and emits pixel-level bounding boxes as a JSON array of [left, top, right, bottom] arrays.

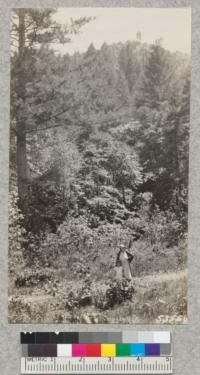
[[115, 250, 134, 267]]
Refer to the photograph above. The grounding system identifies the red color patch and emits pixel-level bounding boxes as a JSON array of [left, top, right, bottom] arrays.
[[86, 344, 101, 357]]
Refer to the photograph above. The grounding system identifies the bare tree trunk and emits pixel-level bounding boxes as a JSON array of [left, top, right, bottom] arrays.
[[16, 123, 28, 201], [122, 185, 126, 205], [16, 10, 28, 205]]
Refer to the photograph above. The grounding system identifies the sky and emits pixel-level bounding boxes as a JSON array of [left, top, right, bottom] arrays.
[[54, 8, 191, 55]]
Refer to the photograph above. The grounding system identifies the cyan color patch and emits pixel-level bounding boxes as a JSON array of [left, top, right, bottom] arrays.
[[130, 344, 145, 356]]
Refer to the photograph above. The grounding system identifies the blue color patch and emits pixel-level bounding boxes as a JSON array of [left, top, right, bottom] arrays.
[[130, 344, 145, 356]]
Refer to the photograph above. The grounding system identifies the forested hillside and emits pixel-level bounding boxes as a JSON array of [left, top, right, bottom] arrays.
[[9, 9, 190, 323]]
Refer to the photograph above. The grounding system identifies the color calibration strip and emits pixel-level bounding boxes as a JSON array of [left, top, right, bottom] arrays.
[[21, 332, 172, 374], [21, 331, 171, 344], [22, 343, 171, 357]]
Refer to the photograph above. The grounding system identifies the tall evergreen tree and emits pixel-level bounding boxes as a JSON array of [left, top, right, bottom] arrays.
[[136, 44, 172, 110], [11, 8, 91, 204]]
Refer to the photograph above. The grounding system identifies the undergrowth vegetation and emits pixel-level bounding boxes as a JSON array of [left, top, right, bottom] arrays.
[[9, 9, 189, 323]]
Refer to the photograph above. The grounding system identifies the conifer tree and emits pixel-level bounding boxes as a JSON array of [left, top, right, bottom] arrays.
[[11, 8, 91, 204], [136, 44, 172, 110]]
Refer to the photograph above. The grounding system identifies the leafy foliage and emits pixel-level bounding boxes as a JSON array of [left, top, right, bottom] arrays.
[[9, 9, 189, 323], [104, 278, 135, 308], [15, 268, 53, 287], [8, 189, 27, 273]]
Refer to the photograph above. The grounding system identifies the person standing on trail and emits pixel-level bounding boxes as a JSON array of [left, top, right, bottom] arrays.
[[115, 244, 134, 281]]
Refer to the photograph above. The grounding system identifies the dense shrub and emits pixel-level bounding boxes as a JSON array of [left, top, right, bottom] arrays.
[[8, 189, 27, 274], [9, 189, 26, 251], [127, 201, 183, 248], [105, 278, 135, 307], [94, 279, 135, 310], [23, 177, 68, 233], [65, 279, 93, 310], [15, 268, 53, 287], [145, 208, 183, 247]]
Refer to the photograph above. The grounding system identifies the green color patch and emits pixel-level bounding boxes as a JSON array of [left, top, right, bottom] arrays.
[[116, 344, 131, 356]]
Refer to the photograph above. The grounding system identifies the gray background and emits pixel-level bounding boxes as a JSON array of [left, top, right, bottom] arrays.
[[0, 0, 199, 374]]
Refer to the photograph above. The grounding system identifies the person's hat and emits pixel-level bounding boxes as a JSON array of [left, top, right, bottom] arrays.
[[120, 244, 125, 249]]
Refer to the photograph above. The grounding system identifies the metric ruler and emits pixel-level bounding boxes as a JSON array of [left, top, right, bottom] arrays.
[[21, 331, 173, 374], [21, 356, 172, 374]]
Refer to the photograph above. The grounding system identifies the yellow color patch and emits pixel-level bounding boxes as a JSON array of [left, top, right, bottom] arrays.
[[101, 344, 116, 357]]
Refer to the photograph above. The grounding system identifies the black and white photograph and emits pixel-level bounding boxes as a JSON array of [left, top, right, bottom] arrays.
[[9, 7, 190, 323]]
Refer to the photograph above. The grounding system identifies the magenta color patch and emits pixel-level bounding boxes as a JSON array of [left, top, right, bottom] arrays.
[[72, 344, 86, 356]]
